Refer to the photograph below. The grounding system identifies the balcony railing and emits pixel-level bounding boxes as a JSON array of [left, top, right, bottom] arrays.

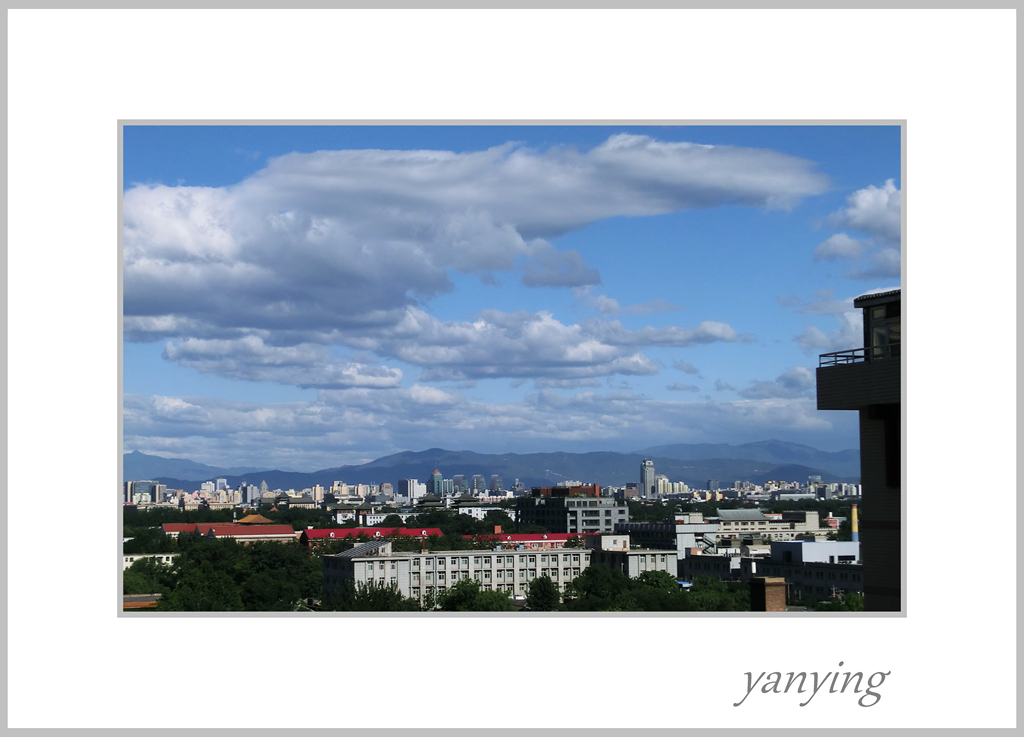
[[819, 343, 900, 367]]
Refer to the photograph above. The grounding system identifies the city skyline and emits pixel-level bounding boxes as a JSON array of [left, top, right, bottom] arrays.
[[123, 125, 901, 471]]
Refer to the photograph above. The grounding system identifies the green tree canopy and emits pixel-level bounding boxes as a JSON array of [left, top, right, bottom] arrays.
[[123, 557, 176, 596], [159, 561, 244, 611], [526, 575, 560, 611], [436, 579, 515, 612], [328, 580, 420, 612]]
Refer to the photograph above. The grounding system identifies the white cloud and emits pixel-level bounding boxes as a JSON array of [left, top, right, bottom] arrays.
[[521, 242, 601, 287], [573, 287, 684, 317], [667, 382, 700, 392], [796, 311, 863, 353], [813, 180, 902, 283], [672, 360, 700, 374], [162, 336, 403, 389], [124, 389, 855, 471], [737, 366, 814, 399], [573, 286, 622, 315], [581, 318, 739, 347], [814, 232, 863, 261], [830, 178, 901, 243], [125, 134, 827, 358], [845, 247, 902, 280]]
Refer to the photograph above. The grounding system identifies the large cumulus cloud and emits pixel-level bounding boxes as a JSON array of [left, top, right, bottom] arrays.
[[125, 134, 828, 386], [812, 179, 902, 280]]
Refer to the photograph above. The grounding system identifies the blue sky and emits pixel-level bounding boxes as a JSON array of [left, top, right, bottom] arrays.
[[123, 125, 901, 470]]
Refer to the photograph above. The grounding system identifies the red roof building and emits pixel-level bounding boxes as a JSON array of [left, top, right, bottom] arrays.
[[299, 527, 444, 546], [160, 522, 297, 543]]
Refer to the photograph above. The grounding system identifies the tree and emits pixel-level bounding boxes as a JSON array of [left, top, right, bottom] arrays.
[[123, 557, 176, 596], [562, 565, 638, 612], [526, 575, 560, 611], [814, 591, 864, 611], [436, 579, 515, 612], [481, 510, 515, 532], [241, 570, 302, 611], [685, 575, 749, 611], [381, 514, 405, 527], [159, 561, 244, 611], [123, 526, 176, 555], [328, 580, 419, 611]]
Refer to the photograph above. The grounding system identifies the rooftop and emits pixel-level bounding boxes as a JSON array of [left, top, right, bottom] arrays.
[[716, 509, 768, 521], [853, 288, 901, 307]]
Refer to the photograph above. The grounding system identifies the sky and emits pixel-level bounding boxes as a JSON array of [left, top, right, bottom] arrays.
[[122, 125, 901, 471]]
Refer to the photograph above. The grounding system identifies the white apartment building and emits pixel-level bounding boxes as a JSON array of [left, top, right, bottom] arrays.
[[323, 541, 592, 606]]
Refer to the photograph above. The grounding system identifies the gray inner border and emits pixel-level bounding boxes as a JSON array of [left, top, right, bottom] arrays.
[[119, 119, 905, 619]]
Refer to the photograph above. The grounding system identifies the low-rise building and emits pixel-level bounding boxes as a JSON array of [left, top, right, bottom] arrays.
[[160, 522, 297, 544], [679, 551, 741, 580], [122, 552, 177, 571], [299, 527, 443, 548], [680, 540, 863, 602], [585, 534, 677, 578], [323, 541, 593, 605], [713, 509, 827, 542], [515, 489, 628, 534], [616, 512, 720, 555]]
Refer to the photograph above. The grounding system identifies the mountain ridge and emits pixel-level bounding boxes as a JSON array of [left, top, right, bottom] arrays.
[[125, 441, 859, 492]]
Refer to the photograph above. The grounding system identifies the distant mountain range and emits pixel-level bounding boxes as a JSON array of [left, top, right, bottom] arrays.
[[634, 440, 861, 479], [122, 450, 279, 482], [124, 440, 859, 492]]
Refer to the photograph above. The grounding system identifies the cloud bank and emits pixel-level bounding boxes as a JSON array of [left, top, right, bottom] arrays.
[[125, 134, 828, 388]]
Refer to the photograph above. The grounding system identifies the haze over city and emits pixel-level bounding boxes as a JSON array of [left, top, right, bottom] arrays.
[[123, 125, 901, 471]]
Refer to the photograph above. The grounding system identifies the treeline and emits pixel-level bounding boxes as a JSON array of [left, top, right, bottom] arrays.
[[320, 570, 751, 613], [125, 534, 323, 611]]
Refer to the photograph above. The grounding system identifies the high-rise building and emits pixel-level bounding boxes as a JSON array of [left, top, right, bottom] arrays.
[[428, 469, 443, 495], [452, 475, 466, 494], [471, 474, 486, 493], [817, 288, 901, 611], [640, 459, 655, 498], [127, 480, 159, 503], [489, 475, 503, 492]]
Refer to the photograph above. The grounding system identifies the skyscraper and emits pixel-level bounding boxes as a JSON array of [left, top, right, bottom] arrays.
[[428, 469, 443, 495], [640, 458, 655, 498]]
